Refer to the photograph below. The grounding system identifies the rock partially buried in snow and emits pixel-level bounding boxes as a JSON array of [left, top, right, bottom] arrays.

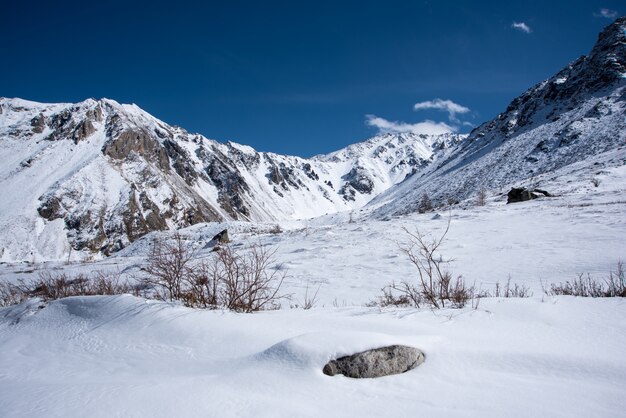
[[323, 345, 425, 378], [506, 187, 551, 204]]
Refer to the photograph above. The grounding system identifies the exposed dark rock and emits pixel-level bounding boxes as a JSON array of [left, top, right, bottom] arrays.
[[211, 229, 230, 244], [507, 187, 551, 204], [323, 345, 425, 378], [139, 191, 167, 230], [163, 139, 198, 185], [45, 109, 75, 141], [121, 189, 159, 242], [30, 114, 46, 134], [267, 165, 284, 185], [37, 195, 63, 220], [203, 149, 250, 220], [72, 119, 96, 143], [86, 103, 104, 122], [340, 166, 374, 201], [339, 184, 356, 201], [266, 160, 303, 190], [102, 129, 171, 172], [183, 207, 210, 225], [302, 163, 319, 180], [225, 142, 261, 167], [154, 126, 173, 140]]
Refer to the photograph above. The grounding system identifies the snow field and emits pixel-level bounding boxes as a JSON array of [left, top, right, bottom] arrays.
[[0, 295, 624, 417], [0, 162, 624, 417]]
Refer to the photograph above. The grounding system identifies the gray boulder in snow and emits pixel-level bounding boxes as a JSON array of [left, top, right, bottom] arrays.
[[322, 345, 425, 378]]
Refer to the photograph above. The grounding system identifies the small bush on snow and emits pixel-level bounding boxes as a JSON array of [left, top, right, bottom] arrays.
[[142, 234, 286, 312], [372, 221, 534, 310], [373, 219, 473, 309], [476, 188, 487, 206], [546, 262, 625, 297], [0, 270, 134, 306]]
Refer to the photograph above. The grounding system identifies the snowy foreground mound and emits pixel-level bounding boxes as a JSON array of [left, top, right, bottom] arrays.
[[1, 295, 625, 417]]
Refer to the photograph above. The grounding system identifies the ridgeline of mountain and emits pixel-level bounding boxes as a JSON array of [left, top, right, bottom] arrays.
[[370, 16, 626, 217], [1, 17, 624, 262], [0, 98, 460, 260]]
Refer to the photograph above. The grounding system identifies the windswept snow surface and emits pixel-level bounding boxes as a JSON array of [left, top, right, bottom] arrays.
[[0, 296, 625, 418], [0, 156, 625, 417]]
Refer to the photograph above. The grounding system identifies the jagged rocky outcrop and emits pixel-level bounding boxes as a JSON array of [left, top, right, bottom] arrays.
[[371, 16, 626, 217]]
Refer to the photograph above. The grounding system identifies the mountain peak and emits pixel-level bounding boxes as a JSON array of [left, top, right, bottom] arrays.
[[369, 18, 625, 218], [589, 16, 626, 81]]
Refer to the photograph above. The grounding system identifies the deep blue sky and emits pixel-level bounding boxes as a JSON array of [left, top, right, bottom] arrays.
[[1, 1, 622, 157]]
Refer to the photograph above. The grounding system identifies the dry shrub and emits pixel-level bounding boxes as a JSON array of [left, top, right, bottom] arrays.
[[141, 235, 286, 312], [547, 262, 625, 297], [0, 281, 27, 307], [476, 188, 487, 206], [0, 270, 133, 306], [1, 235, 286, 314], [417, 193, 433, 214], [401, 221, 473, 308], [143, 233, 196, 301], [373, 219, 473, 309], [181, 259, 220, 309], [372, 221, 537, 310], [291, 281, 321, 310], [370, 282, 417, 308], [485, 277, 532, 298], [216, 244, 285, 312]]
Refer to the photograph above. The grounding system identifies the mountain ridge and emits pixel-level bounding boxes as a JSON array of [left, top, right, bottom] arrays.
[[0, 96, 459, 260], [1, 17, 624, 262], [369, 16, 625, 217]]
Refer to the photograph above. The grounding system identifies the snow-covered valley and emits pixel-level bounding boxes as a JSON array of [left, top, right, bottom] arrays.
[[1, 153, 625, 418]]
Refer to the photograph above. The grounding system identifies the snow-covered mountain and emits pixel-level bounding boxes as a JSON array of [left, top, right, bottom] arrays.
[[0, 98, 460, 261], [1, 17, 624, 261], [370, 16, 626, 217]]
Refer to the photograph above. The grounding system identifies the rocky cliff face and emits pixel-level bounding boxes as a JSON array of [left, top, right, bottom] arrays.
[[371, 16, 626, 217], [0, 98, 459, 260]]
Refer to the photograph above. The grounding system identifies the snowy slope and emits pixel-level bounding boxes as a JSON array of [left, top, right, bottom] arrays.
[[0, 98, 460, 261], [370, 16, 626, 217]]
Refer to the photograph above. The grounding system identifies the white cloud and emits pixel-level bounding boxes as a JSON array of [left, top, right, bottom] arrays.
[[365, 114, 456, 135], [413, 98, 470, 123], [511, 22, 532, 34], [595, 8, 618, 19]]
